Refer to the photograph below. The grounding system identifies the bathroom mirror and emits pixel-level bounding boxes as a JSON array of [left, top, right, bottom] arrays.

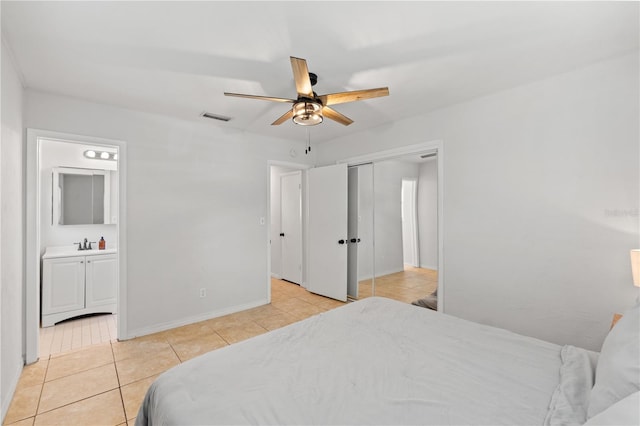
[[52, 167, 112, 225]]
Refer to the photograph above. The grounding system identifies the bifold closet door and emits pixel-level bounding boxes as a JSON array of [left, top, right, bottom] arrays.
[[307, 163, 348, 302]]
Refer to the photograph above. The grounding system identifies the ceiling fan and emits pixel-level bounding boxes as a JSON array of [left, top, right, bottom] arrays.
[[224, 56, 389, 127]]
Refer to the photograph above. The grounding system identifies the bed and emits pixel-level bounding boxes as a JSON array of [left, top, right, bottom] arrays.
[[136, 297, 639, 425]]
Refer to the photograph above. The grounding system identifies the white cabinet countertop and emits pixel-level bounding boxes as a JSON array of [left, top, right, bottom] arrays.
[[43, 246, 117, 260]]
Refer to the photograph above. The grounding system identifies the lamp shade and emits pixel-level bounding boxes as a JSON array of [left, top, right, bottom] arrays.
[[631, 249, 640, 287]]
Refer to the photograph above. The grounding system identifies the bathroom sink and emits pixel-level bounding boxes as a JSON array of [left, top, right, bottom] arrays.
[[42, 245, 117, 259]]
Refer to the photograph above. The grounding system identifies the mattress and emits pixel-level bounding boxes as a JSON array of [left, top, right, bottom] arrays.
[[136, 297, 595, 425]]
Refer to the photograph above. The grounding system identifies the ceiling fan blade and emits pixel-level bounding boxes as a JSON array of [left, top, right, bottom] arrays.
[[319, 87, 389, 106], [322, 106, 354, 126], [271, 109, 294, 126], [290, 57, 314, 98], [224, 92, 295, 103]]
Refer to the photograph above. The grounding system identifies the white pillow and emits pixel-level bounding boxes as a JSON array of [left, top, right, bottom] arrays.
[[587, 303, 640, 418], [584, 391, 639, 425]]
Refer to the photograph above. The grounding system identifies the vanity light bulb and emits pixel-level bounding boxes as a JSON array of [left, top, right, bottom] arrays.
[[85, 150, 96, 158], [100, 152, 110, 159], [113, 153, 118, 160]]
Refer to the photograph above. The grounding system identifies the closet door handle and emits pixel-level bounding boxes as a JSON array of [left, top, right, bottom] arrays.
[[350, 238, 357, 243], [279, 233, 285, 237], [338, 239, 346, 245]]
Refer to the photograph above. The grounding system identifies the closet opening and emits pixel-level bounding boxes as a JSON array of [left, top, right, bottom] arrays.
[[342, 141, 443, 311]]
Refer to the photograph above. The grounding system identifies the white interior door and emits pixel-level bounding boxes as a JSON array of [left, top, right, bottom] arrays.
[[307, 163, 348, 301], [281, 171, 303, 284]]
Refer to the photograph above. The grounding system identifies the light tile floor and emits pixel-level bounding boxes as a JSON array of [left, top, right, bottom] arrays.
[[5, 271, 434, 426], [358, 266, 438, 303], [3, 279, 345, 426]]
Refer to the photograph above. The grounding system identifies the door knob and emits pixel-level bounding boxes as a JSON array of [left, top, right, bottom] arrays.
[[279, 233, 285, 237], [350, 238, 357, 243], [338, 239, 346, 245]]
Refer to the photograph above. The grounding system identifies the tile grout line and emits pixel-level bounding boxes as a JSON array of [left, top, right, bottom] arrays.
[[30, 354, 51, 423], [111, 341, 129, 424]]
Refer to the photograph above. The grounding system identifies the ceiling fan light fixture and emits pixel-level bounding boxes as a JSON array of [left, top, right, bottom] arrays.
[[292, 101, 323, 126]]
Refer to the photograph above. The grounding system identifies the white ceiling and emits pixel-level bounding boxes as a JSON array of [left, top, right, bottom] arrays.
[[2, 1, 638, 143]]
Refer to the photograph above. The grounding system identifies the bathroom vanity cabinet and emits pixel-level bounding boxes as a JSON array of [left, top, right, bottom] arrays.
[[42, 247, 117, 327]]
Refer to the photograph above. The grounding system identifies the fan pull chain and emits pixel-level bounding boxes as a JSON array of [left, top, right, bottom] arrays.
[[305, 128, 312, 154]]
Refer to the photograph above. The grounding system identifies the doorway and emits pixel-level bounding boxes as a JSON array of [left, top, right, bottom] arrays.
[[280, 171, 303, 284], [268, 162, 309, 300], [26, 129, 127, 364]]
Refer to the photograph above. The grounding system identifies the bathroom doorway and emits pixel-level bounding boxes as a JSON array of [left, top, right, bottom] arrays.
[[26, 129, 127, 364]]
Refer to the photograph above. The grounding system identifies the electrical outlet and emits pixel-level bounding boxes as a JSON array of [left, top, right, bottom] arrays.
[[199, 288, 206, 298]]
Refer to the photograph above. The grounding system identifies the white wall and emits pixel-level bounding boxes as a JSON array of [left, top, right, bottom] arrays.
[[39, 139, 118, 254], [418, 159, 438, 269], [317, 52, 640, 351], [1, 42, 25, 419], [25, 90, 313, 338]]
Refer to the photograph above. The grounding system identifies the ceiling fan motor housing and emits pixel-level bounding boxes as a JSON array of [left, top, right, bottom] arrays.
[[309, 72, 318, 86]]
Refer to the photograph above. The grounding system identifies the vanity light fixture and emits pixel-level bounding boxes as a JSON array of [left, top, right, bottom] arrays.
[[84, 149, 117, 161]]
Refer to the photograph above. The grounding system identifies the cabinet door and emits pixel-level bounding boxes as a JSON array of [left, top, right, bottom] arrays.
[[85, 254, 117, 308], [42, 256, 86, 315]]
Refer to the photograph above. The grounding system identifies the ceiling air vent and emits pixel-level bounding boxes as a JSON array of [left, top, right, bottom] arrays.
[[420, 152, 437, 159], [201, 112, 232, 122]]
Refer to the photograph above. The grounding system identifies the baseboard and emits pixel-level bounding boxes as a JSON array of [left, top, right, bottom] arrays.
[[271, 273, 282, 279], [124, 298, 269, 340], [1, 360, 23, 422], [419, 264, 438, 271]]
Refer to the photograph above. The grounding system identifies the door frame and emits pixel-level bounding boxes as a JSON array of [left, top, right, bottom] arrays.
[[25, 129, 127, 364], [338, 140, 445, 311], [266, 160, 311, 302]]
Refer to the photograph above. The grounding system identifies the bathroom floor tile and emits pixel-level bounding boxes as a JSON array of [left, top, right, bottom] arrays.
[[38, 364, 119, 414], [34, 389, 125, 426]]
